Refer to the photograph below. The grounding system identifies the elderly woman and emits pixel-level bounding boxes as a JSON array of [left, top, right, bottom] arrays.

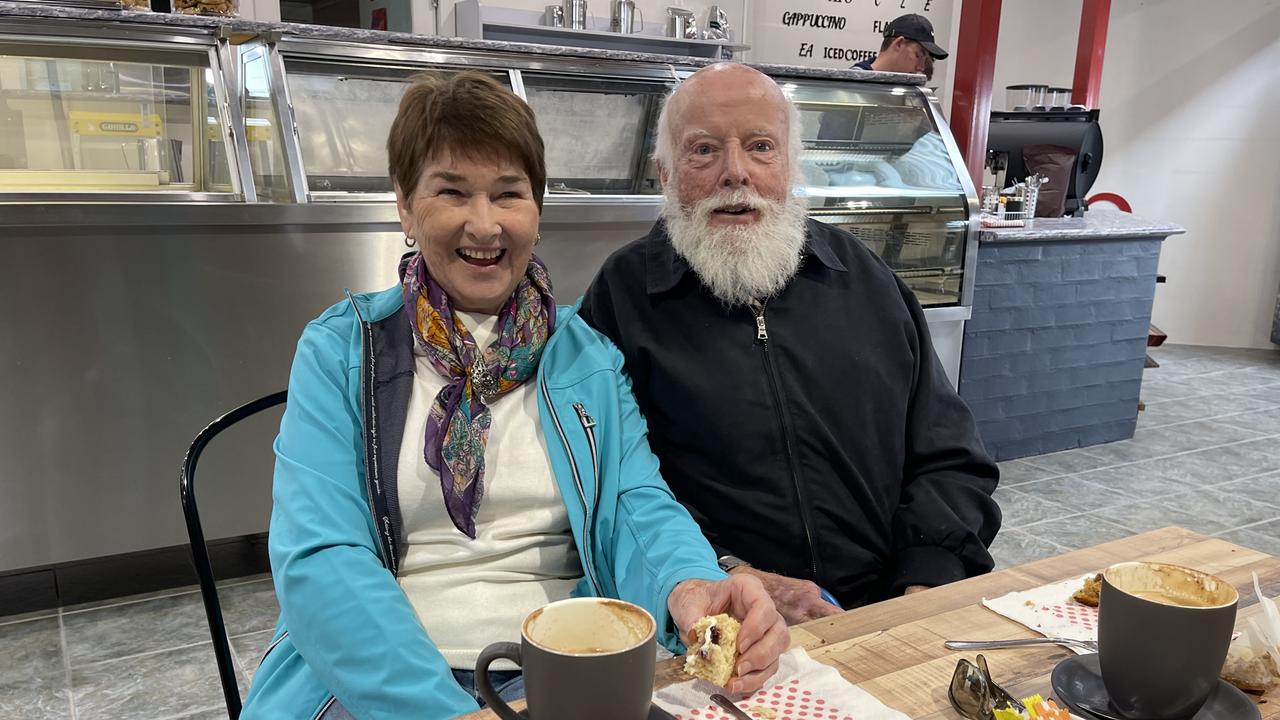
[[240, 72, 788, 719]]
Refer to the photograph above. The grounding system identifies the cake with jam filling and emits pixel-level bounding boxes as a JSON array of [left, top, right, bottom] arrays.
[[683, 613, 741, 687]]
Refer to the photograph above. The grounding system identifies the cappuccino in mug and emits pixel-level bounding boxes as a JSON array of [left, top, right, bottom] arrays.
[[476, 598, 657, 720], [1098, 562, 1238, 719], [1125, 589, 1217, 608]]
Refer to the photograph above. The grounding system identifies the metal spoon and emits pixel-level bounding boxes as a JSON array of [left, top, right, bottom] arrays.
[[946, 637, 1099, 653], [710, 693, 753, 720]]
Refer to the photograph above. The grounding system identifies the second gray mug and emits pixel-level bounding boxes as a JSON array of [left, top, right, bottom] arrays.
[[1098, 561, 1238, 719], [476, 597, 657, 720]]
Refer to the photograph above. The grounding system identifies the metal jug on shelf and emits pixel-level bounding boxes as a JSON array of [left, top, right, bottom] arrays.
[[543, 4, 565, 27], [706, 5, 731, 40], [666, 7, 696, 39], [563, 0, 588, 29], [609, 0, 643, 33]]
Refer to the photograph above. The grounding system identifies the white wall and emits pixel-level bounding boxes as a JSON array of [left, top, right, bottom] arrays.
[[239, 0, 281, 21], [934, 1, 962, 118], [742, 0, 959, 114], [994, 0, 1280, 349], [989, 0, 1078, 111]]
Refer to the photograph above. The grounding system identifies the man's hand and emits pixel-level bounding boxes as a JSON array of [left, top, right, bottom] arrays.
[[668, 574, 789, 696], [727, 566, 842, 626], [904, 585, 931, 595]]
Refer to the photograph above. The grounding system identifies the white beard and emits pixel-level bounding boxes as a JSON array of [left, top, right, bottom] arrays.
[[662, 186, 809, 307]]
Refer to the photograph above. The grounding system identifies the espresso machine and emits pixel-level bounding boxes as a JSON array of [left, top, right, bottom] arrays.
[[985, 109, 1104, 217]]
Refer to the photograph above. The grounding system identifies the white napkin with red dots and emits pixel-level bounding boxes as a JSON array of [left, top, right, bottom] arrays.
[[982, 573, 1243, 656], [981, 573, 1100, 654], [654, 647, 909, 720]]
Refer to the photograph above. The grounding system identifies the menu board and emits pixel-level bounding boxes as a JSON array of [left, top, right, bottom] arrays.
[[750, 0, 953, 71]]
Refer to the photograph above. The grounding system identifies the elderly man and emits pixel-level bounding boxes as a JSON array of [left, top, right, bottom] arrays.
[[579, 63, 1000, 625]]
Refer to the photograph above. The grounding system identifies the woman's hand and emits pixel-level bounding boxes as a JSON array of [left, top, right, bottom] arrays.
[[668, 574, 789, 696]]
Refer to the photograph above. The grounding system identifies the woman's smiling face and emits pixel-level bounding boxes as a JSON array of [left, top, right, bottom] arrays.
[[396, 150, 540, 315]]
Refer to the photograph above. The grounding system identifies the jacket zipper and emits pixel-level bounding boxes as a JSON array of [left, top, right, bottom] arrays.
[[573, 402, 603, 561], [749, 300, 821, 581], [573, 403, 600, 484], [346, 292, 394, 573], [539, 375, 602, 595]]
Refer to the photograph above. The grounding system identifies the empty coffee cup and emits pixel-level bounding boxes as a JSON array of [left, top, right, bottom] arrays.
[[1098, 562, 1238, 719], [476, 597, 657, 720]]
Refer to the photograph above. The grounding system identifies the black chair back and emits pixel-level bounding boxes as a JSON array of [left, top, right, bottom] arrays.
[[180, 391, 287, 720]]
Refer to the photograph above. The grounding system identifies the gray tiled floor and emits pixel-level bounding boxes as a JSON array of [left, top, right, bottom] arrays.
[[994, 343, 1280, 569], [1, 344, 1278, 719], [0, 576, 277, 720]]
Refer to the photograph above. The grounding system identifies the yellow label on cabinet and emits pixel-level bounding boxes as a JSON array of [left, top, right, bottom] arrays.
[[69, 112, 163, 138]]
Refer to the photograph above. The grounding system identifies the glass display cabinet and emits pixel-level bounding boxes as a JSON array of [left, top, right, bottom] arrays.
[[239, 36, 515, 202], [521, 73, 670, 196], [0, 18, 249, 200], [785, 79, 975, 309], [0, 8, 976, 386]]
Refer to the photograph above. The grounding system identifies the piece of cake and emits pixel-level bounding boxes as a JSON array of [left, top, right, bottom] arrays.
[[1071, 573, 1103, 607], [683, 614, 741, 687], [1221, 646, 1280, 694]]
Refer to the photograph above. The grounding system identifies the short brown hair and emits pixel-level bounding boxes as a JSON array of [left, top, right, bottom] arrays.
[[387, 71, 546, 210]]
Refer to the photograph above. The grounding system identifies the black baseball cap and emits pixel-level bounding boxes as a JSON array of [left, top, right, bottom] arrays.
[[884, 13, 948, 60]]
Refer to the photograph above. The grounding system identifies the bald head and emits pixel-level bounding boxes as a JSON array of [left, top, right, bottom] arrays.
[[662, 64, 788, 137], [655, 63, 797, 176]]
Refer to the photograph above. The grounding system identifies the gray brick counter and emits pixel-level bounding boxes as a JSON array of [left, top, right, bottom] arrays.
[[958, 211, 1185, 461]]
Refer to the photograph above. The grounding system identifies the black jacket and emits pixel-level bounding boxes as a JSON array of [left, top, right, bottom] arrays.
[[579, 218, 1001, 606]]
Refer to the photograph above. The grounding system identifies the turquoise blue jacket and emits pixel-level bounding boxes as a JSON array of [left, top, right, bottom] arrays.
[[240, 285, 727, 719]]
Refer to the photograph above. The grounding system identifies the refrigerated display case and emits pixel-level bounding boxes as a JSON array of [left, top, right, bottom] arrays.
[[0, 19, 247, 199], [241, 48, 974, 309], [238, 36, 517, 202], [521, 73, 669, 196], [790, 79, 975, 310]]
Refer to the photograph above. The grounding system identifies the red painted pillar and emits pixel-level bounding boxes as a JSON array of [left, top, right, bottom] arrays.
[[949, 0, 1003, 192], [1072, 0, 1111, 108]]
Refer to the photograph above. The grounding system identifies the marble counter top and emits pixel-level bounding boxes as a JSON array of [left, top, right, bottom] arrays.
[[0, 2, 924, 84], [979, 209, 1185, 243]]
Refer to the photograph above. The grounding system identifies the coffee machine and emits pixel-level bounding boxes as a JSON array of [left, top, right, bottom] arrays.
[[985, 109, 1104, 217]]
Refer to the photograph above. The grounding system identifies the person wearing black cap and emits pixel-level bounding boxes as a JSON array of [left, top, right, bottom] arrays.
[[854, 13, 948, 80]]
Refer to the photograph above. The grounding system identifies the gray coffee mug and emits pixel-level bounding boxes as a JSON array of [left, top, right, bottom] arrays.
[[1098, 562, 1239, 719], [476, 597, 657, 720]]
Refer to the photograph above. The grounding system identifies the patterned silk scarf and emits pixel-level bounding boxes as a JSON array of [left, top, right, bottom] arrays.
[[400, 251, 556, 538]]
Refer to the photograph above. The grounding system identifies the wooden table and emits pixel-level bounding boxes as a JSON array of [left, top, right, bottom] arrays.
[[460, 527, 1280, 719]]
